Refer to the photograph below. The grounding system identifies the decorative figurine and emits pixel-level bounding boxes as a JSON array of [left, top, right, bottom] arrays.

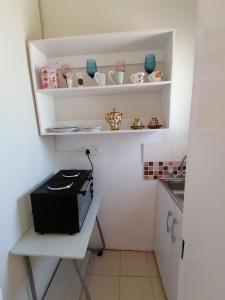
[[105, 108, 122, 130], [131, 118, 145, 129], [148, 117, 162, 129]]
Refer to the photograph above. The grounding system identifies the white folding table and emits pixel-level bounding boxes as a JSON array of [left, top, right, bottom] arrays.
[[10, 193, 105, 300]]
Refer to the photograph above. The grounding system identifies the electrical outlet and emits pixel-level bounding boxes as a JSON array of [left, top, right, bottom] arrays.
[[84, 145, 99, 155]]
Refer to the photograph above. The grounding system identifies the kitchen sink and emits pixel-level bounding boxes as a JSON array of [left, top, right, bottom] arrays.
[[161, 178, 185, 211], [168, 181, 185, 199]]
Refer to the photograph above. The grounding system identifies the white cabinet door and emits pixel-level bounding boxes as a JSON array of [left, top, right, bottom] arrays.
[[154, 183, 175, 295], [167, 206, 183, 300]]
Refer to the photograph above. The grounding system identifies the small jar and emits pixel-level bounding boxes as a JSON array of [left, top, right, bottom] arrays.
[[41, 67, 58, 89], [66, 72, 74, 88]]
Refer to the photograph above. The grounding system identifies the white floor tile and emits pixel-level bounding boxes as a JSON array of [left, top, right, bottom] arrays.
[[120, 251, 150, 276], [151, 277, 167, 300], [86, 275, 119, 300], [120, 276, 154, 300], [90, 250, 120, 275], [146, 252, 160, 277]]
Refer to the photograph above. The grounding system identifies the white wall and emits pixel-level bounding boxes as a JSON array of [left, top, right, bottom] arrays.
[[0, 1, 57, 299], [39, 0, 197, 250], [180, 0, 225, 299]]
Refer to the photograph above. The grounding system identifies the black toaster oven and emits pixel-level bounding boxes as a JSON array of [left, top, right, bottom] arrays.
[[30, 170, 93, 234]]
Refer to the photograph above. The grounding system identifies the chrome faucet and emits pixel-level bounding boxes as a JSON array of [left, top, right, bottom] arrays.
[[178, 155, 187, 177], [168, 155, 187, 178]]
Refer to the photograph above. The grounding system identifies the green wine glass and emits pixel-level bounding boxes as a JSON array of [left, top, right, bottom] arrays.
[[144, 54, 156, 74], [86, 59, 97, 78]]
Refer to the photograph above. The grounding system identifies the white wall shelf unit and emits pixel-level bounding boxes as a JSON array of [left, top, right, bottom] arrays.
[[29, 30, 174, 135]]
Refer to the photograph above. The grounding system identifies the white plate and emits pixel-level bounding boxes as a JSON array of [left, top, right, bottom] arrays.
[[83, 126, 103, 132], [50, 127, 79, 132]]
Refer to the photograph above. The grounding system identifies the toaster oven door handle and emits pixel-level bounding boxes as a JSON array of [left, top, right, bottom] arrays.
[[79, 179, 92, 196]]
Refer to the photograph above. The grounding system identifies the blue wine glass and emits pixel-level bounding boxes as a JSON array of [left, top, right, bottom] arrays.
[[144, 54, 156, 74], [86, 59, 97, 78]]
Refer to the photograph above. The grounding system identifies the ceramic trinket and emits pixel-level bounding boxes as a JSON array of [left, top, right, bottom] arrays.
[[105, 108, 122, 130], [148, 117, 162, 129], [131, 118, 145, 129]]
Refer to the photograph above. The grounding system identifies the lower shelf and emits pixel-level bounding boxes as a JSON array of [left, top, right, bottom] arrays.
[[42, 128, 168, 136]]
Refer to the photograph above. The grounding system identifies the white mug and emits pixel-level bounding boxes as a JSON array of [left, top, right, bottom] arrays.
[[94, 72, 106, 86], [130, 72, 145, 84], [148, 71, 163, 82]]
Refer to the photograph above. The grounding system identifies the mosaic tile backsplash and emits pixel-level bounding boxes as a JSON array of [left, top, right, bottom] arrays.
[[144, 161, 186, 180]]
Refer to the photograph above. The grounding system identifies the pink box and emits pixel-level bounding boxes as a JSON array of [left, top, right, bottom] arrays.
[[41, 67, 58, 89]]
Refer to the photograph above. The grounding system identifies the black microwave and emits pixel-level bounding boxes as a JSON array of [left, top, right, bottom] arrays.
[[30, 170, 93, 234]]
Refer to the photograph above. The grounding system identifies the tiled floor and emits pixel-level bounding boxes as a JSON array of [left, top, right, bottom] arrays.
[[81, 250, 167, 300]]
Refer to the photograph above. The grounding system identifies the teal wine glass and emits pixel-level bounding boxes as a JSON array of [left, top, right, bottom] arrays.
[[86, 59, 97, 78], [144, 54, 156, 74]]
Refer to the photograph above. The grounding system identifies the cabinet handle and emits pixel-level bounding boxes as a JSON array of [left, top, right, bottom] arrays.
[[171, 218, 178, 243], [166, 211, 173, 233]]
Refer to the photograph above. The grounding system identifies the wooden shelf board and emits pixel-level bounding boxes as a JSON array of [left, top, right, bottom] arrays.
[[36, 81, 171, 98]]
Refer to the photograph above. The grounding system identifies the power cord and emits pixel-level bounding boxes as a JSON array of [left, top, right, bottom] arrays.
[[85, 149, 94, 175]]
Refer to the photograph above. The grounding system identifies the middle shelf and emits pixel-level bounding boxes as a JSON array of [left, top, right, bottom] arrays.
[[36, 81, 171, 98], [44, 128, 168, 136], [36, 82, 171, 135]]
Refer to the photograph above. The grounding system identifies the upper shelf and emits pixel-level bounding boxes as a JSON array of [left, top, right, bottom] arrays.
[[29, 30, 173, 58], [36, 81, 171, 98]]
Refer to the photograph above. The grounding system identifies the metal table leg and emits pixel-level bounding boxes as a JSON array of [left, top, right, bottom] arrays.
[[23, 218, 105, 300], [73, 260, 93, 300], [24, 258, 93, 300], [96, 217, 105, 256], [24, 256, 62, 300], [24, 256, 38, 300]]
